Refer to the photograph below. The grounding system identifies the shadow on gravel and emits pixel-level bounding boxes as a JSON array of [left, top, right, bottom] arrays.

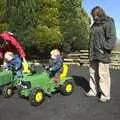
[[0, 88, 2, 96], [73, 76, 90, 92]]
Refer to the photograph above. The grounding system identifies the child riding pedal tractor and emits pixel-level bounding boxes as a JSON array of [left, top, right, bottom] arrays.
[[45, 49, 63, 83], [18, 49, 74, 106]]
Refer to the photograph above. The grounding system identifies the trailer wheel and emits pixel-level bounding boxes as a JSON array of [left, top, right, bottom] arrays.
[[3, 86, 13, 98]]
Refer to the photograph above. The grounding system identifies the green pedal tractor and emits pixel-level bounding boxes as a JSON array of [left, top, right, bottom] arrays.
[[0, 64, 74, 106], [0, 70, 14, 97]]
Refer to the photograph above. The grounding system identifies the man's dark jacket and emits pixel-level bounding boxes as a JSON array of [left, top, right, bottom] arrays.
[[89, 16, 116, 63]]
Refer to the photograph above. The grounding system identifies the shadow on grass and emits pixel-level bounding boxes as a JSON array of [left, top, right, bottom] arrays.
[[73, 75, 90, 92]]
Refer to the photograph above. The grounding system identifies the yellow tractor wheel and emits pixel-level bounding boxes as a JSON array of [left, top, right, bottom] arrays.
[[29, 88, 44, 106], [60, 80, 74, 96]]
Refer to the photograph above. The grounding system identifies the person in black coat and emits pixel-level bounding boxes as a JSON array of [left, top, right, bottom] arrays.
[[86, 6, 116, 103]]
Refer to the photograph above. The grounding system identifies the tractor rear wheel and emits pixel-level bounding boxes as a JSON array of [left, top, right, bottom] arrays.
[[60, 80, 74, 96]]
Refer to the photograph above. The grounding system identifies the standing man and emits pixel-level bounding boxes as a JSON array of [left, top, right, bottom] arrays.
[[86, 6, 116, 103]]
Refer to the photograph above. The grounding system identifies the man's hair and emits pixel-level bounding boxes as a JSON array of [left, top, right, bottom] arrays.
[[91, 6, 106, 18]]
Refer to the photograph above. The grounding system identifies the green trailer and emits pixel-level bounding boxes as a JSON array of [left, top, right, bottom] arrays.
[[0, 71, 13, 86], [0, 70, 22, 97]]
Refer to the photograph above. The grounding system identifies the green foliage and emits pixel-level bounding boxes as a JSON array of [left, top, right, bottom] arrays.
[[33, 0, 63, 53], [0, 0, 9, 32], [34, 25, 63, 52], [0, 0, 63, 56], [0, 23, 9, 32], [59, 0, 90, 53], [0, 0, 90, 57]]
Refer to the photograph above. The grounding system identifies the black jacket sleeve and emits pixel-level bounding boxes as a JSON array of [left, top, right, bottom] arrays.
[[103, 18, 116, 50]]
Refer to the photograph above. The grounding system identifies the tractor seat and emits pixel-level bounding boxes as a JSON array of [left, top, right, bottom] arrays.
[[60, 63, 68, 79]]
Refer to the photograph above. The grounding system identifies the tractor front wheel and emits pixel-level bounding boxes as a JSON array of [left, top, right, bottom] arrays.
[[29, 88, 45, 106]]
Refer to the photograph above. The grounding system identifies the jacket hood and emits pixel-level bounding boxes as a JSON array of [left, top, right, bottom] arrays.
[[94, 16, 112, 25]]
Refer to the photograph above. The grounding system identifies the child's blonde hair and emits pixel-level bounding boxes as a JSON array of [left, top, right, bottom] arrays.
[[4, 52, 14, 59], [50, 49, 60, 57]]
